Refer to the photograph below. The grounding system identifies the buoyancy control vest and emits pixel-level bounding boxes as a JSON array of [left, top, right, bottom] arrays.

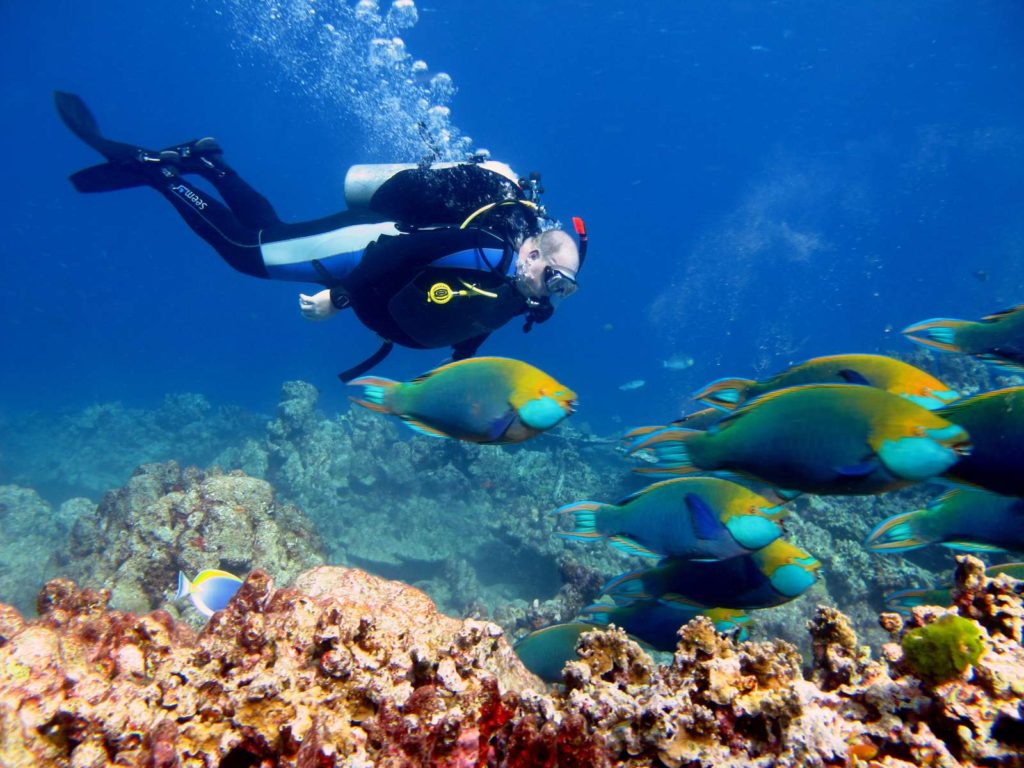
[[334, 161, 546, 380]]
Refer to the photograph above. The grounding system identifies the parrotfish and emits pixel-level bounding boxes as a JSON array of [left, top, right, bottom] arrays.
[[175, 569, 243, 618], [867, 488, 1024, 553], [884, 563, 1024, 616], [555, 476, 785, 560], [904, 304, 1024, 373], [602, 538, 821, 610], [513, 622, 657, 683], [934, 387, 1024, 496], [349, 356, 575, 444], [693, 353, 958, 411], [628, 384, 971, 495], [579, 599, 750, 650]]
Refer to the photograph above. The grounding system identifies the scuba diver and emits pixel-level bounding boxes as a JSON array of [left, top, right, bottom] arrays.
[[54, 92, 587, 380]]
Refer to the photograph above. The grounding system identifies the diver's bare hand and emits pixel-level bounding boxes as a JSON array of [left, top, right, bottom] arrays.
[[299, 289, 338, 321]]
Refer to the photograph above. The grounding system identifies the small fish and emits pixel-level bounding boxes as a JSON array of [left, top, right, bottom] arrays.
[[662, 354, 695, 371], [579, 599, 750, 650], [175, 569, 243, 618], [903, 304, 1024, 373], [602, 538, 821, 610], [935, 387, 1024, 495], [619, 379, 646, 391], [513, 622, 656, 684], [884, 563, 1024, 616], [693, 353, 958, 412], [555, 476, 785, 560], [349, 356, 575, 444], [867, 488, 1024, 553], [627, 384, 971, 495]]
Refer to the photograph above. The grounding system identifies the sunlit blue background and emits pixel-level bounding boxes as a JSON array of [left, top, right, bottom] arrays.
[[2, 0, 1022, 432]]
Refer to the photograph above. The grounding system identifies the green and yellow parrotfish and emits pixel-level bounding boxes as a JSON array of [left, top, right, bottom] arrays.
[[627, 384, 971, 495], [349, 356, 576, 444], [934, 387, 1024, 496], [554, 477, 786, 560], [602, 538, 821, 610], [512, 622, 657, 684], [867, 487, 1024, 553], [904, 304, 1024, 373], [884, 563, 1024, 616], [693, 353, 958, 411], [579, 599, 750, 650]]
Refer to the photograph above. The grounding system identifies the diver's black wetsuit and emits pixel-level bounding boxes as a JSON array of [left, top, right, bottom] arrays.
[[55, 91, 552, 374]]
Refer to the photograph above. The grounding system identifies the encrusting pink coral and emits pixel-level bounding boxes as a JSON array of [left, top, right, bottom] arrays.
[[0, 556, 1021, 766]]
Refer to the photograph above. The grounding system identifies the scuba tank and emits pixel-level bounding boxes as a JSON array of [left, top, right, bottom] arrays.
[[344, 160, 519, 210]]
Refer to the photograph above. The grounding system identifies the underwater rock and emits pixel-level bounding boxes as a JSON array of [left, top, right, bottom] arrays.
[[64, 461, 325, 617], [0, 486, 89, 615], [0, 556, 1019, 766]]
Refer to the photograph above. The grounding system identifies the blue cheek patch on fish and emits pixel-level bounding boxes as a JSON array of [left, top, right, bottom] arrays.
[[517, 396, 567, 430], [770, 562, 818, 597], [725, 515, 782, 551], [902, 394, 946, 410], [877, 434, 962, 480]]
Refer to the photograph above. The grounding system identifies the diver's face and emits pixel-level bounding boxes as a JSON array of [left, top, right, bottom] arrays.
[[515, 239, 579, 299]]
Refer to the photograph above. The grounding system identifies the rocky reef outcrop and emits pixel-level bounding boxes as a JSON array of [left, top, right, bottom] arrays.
[[64, 461, 326, 618], [1, 555, 1021, 767]]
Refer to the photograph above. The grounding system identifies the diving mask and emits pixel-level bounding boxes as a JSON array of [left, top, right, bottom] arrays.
[[543, 265, 578, 298]]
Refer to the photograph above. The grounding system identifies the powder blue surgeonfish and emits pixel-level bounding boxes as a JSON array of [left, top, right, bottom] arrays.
[[867, 488, 1024, 553], [904, 304, 1024, 373], [884, 563, 1024, 616], [627, 384, 971, 495], [349, 356, 576, 444], [554, 477, 786, 560], [579, 599, 751, 650], [692, 353, 958, 412], [175, 569, 243, 618], [602, 538, 821, 610]]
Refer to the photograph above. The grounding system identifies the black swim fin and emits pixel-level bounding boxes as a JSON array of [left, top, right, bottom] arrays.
[[68, 162, 149, 193], [54, 91, 142, 164]]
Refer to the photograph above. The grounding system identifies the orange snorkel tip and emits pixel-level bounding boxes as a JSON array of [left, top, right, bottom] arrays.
[[572, 216, 588, 266]]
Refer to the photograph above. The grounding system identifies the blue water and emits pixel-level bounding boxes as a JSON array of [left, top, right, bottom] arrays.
[[2, 0, 1023, 435]]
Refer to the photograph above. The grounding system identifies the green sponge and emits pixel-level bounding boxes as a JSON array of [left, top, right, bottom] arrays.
[[901, 614, 984, 683]]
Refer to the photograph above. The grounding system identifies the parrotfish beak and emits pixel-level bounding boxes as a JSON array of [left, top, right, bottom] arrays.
[[877, 425, 971, 481], [725, 515, 782, 551], [518, 395, 573, 430], [770, 559, 820, 597]]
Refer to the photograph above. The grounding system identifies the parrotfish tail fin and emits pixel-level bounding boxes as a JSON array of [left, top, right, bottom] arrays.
[[553, 501, 612, 542], [622, 425, 664, 442], [174, 572, 192, 601], [692, 377, 755, 411], [626, 428, 701, 473], [976, 354, 1024, 374], [608, 535, 661, 559], [601, 571, 652, 602], [865, 510, 928, 552], [883, 588, 929, 615], [399, 417, 450, 439], [941, 541, 1007, 553], [348, 376, 399, 414], [901, 317, 971, 354]]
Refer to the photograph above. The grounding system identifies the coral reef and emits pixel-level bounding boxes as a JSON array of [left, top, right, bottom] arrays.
[[0, 486, 91, 615], [0, 393, 264, 500], [64, 461, 326, 618], [0, 556, 1020, 767]]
